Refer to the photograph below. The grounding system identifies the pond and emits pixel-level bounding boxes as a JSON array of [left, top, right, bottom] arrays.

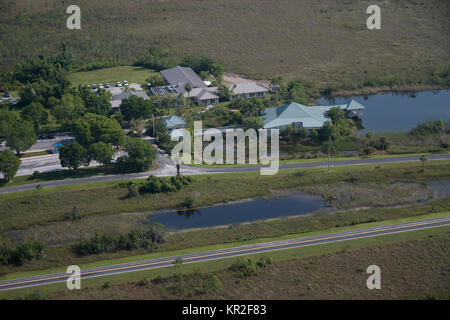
[[147, 179, 450, 231], [316, 89, 450, 133], [147, 193, 325, 230]]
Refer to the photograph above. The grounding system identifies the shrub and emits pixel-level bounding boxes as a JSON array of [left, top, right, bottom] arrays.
[[230, 258, 260, 278], [139, 175, 192, 195], [0, 241, 45, 266], [74, 223, 166, 256]]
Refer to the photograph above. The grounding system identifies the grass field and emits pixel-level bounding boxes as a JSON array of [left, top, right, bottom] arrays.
[[67, 66, 158, 87], [1, 200, 448, 276], [0, 161, 448, 230], [2, 225, 448, 299], [0, 0, 448, 89]]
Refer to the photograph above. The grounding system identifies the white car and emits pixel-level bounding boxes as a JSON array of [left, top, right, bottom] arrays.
[[123, 80, 129, 86], [92, 84, 97, 89], [105, 82, 110, 88], [116, 82, 122, 87], [99, 83, 104, 89]]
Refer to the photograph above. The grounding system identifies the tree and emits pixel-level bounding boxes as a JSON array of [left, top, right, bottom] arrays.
[[322, 138, 336, 173], [52, 94, 85, 125], [218, 85, 230, 101], [20, 102, 49, 134], [420, 155, 427, 172], [115, 138, 156, 173], [0, 150, 21, 182], [72, 114, 124, 147], [5, 120, 37, 155], [145, 74, 164, 87], [243, 117, 263, 131], [88, 142, 114, 167], [326, 107, 346, 123], [119, 96, 151, 121], [241, 98, 265, 117], [59, 142, 90, 172], [0, 110, 17, 141], [210, 63, 224, 81], [184, 83, 193, 99], [379, 136, 388, 151], [319, 120, 335, 142]]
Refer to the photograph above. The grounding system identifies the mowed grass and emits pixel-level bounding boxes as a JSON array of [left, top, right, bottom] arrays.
[[67, 66, 158, 87], [1, 0, 448, 85], [0, 161, 448, 230], [2, 226, 448, 299]]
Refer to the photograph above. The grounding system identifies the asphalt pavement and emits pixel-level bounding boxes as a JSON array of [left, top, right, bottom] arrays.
[[0, 153, 449, 195]]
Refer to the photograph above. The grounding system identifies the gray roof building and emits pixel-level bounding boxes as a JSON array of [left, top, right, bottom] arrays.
[[229, 82, 268, 99], [110, 90, 149, 110], [161, 66, 207, 89], [111, 90, 149, 101]]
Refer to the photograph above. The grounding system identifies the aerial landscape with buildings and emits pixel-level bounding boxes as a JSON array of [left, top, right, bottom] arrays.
[[0, 0, 448, 310]]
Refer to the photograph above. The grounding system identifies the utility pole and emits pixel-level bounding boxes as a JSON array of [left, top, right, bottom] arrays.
[[152, 114, 155, 137]]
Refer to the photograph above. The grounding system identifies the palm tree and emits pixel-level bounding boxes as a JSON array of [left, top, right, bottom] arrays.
[[420, 155, 427, 172], [184, 83, 193, 99], [322, 138, 336, 173]]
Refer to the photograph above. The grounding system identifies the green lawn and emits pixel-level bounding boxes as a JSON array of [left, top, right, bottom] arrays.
[[68, 66, 158, 87]]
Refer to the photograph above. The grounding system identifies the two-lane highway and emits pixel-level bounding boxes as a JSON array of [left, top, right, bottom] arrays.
[[1, 153, 449, 195], [1, 216, 448, 291]]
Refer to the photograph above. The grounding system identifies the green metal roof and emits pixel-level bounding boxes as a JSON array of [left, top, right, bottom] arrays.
[[162, 115, 186, 130], [263, 100, 364, 129]]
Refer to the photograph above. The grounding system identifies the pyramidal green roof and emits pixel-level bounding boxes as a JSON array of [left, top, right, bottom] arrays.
[[162, 115, 186, 129], [263, 100, 364, 129]]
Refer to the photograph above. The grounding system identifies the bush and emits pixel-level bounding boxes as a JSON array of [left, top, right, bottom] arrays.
[[0, 241, 45, 266], [139, 175, 192, 195], [74, 223, 166, 256], [31, 170, 40, 179], [230, 258, 260, 278], [409, 119, 449, 138]]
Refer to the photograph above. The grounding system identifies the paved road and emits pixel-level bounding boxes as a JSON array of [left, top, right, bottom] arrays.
[[1, 216, 448, 291], [15, 151, 127, 177], [0, 134, 75, 153], [0, 153, 449, 195]]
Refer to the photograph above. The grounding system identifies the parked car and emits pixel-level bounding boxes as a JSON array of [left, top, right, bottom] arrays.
[[4, 91, 10, 98], [105, 82, 110, 88], [92, 84, 97, 89], [12, 99, 17, 105], [116, 82, 122, 87], [123, 80, 129, 86], [98, 83, 104, 89]]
